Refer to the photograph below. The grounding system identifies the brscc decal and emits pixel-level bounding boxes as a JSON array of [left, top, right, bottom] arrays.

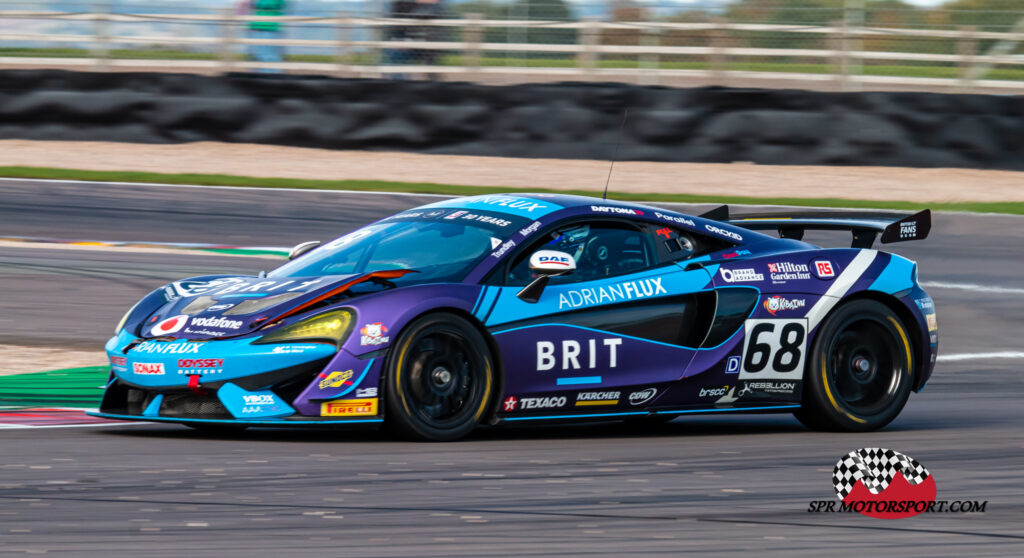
[[360, 323, 390, 346], [321, 398, 379, 417], [699, 385, 731, 398]]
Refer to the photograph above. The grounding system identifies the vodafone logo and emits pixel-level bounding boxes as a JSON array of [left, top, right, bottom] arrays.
[[832, 448, 936, 519], [151, 315, 187, 336]]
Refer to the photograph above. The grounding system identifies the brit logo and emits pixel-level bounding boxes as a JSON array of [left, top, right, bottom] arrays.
[[359, 323, 389, 346]]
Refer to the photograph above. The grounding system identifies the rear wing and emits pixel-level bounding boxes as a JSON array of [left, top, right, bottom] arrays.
[[698, 205, 931, 249]]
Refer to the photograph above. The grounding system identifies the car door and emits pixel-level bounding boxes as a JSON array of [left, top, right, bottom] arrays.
[[478, 220, 713, 407]]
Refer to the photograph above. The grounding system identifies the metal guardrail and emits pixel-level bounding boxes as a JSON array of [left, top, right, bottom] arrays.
[[1, 10, 1023, 92]]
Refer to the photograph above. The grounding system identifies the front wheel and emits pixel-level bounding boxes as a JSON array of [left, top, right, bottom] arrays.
[[796, 300, 914, 432], [385, 312, 495, 441]]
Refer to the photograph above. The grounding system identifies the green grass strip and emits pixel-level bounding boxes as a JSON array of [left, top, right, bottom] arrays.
[[0, 366, 109, 408], [1, 165, 1021, 215]]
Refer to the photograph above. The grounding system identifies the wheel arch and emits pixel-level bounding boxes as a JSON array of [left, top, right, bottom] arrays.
[[830, 290, 924, 391], [387, 306, 506, 425]]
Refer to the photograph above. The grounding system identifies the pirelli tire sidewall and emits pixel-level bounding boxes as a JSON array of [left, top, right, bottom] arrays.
[[384, 312, 495, 442], [799, 299, 914, 432]]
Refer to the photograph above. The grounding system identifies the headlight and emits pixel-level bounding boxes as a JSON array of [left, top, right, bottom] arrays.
[[252, 310, 355, 347]]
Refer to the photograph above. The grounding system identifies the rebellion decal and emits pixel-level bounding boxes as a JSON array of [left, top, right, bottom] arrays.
[[360, 323, 390, 346], [558, 278, 666, 309], [738, 380, 798, 396], [763, 296, 807, 316], [321, 398, 378, 417], [575, 391, 620, 406], [536, 338, 621, 371]]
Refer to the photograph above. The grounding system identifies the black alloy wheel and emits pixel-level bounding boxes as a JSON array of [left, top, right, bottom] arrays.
[[796, 300, 914, 432], [385, 312, 495, 441]]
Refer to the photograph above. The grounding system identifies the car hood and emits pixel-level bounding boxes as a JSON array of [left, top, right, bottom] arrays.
[[139, 270, 412, 340]]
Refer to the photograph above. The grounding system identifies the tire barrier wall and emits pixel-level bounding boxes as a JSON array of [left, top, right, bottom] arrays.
[[1, 70, 1022, 170]]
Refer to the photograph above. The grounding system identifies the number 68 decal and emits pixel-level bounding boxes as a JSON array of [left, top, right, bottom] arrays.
[[739, 319, 807, 380]]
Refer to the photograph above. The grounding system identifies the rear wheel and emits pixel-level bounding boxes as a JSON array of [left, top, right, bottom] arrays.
[[385, 312, 495, 442], [796, 300, 914, 432]]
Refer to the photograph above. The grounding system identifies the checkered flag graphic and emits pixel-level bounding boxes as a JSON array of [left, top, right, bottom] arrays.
[[832, 448, 930, 499]]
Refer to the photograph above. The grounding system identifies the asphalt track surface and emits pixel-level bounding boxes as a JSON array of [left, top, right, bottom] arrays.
[[1, 179, 1023, 556]]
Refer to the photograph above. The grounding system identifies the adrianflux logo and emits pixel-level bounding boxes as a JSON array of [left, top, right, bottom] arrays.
[[807, 448, 987, 518]]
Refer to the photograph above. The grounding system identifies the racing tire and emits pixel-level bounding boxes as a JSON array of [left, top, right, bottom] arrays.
[[796, 300, 914, 432], [385, 312, 495, 442]]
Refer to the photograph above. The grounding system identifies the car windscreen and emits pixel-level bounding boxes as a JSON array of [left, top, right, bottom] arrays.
[[268, 208, 532, 285]]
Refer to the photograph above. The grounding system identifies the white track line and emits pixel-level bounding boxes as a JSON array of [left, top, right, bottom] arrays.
[[3, 177, 1023, 217], [937, 352, 1024, 362], [920, 281, 1024, 295]]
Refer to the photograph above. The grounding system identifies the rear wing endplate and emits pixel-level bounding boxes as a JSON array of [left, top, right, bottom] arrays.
[[698, 205, 931, 249]]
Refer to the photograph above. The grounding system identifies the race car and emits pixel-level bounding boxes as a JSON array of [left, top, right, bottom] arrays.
[[92, 194, 938, 441]]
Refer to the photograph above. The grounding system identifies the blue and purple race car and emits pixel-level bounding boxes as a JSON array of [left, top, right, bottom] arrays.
[[93, 194, 938, 441]]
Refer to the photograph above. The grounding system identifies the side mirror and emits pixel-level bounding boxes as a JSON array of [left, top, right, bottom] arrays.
[[288, 241, 321, 260], [517, 250, 575, 303]]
